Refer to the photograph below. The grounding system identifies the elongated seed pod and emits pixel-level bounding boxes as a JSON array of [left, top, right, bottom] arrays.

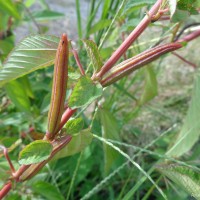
[[101, 43, 182, 87], [47, 34, 69, 139]]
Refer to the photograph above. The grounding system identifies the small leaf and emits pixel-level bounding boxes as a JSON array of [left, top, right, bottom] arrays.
[[82, 40, 103, 72], [65, 117, 84, 134], [32, 181, 64, 200], [19, 140, 53, 165], [167, 75, 200, 157], [0, 35, 60, 86], [53, 129, 93, 160], [68, 76, 103, 109], [158, 164, 200, 200], [5, 79, 31, 112]]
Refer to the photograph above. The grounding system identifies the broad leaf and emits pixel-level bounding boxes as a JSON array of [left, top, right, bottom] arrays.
[[19, 140, 53, 165], [98, 108, 120, 174], [0, 35, 60, 86], [82, 40, 103, 72], [53, 129, 93, 160], [68, 76, 103, 109], [65, 117, 84, 134], [167, 75, 200, 157], [32, 181, 64, 200], [158, 165, 200, 200], [139, 66, 157, 105], [5, 79, 31, 112]]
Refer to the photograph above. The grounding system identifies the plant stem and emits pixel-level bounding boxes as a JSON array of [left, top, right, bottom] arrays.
[[71, 48, 85, 75], [101, 43, 182, 86], [177, 29, 200, 43], [95, 0, 163, 79], [172, 52, 197, 68], [0, 145, 15, 173], [57, 108, 77, 133], [0, 182, 12, 199]]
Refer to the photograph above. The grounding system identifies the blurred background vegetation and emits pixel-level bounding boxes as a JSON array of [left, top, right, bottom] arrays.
[[1, 0, 200, 199]]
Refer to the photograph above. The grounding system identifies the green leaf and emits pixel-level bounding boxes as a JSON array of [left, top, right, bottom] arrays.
[[158, 165, 200, 200], [68, 76, 103, 109], [0, 0, 21, 19], [5, 79, 31, 112], [169, 0, 177, 18], [26, 10, 65, 21], [53, 129, 93, 160], [139, 66, 157, 105], [167, 75, 200, 157], [89, 19, 112, 35], [32, 181, 64, 200], [123, 0, 155, 14], [18, 76, 34, 98], [172, 9, 190, 22], [177, 0, 198, 14], [98, 108, 120, 174], [65, 117, 84, 134], [82, 40, 103, 72], [19, 140, 53, 165], [0, 35, 60, 87]]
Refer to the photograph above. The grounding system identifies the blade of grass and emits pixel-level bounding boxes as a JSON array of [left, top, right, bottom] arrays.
[[81, 124, 176, 200], [66, 152, 83, 200], [75, 0, 82, 42], [93, 134, 168, 200]]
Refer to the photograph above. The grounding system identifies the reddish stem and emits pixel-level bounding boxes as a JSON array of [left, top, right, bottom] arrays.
[[172, 52, 197, 68], [101, 43, 182, 86], [0, 181, 12, 199], [177, 29, 200, 43], [72, 49, 85, 75], [0, 146, 15, 174], [95, 0, 163, 79], [56, 107, 77, 133]]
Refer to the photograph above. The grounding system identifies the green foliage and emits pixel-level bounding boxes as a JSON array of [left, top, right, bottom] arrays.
[[5, 79, 31, 113], [19, 140, 53, 165], [68, 76, 103, 109], [158, 165, 200, 199], [32, 181, 64, 200], [167, 75, 200, 157], [0, 0, 21, 19], [0, 0, 200, 199]]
